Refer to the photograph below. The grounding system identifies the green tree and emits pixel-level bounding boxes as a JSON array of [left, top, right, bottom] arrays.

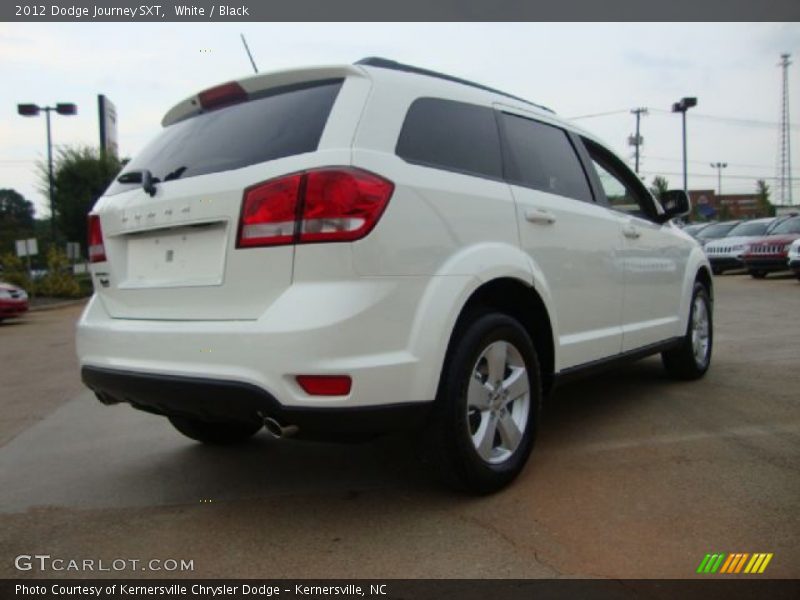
[[0, 188, 35, 254], [756, 179, 775, 217], [37, 146, 125, 253], [649, 175, 670, 200]]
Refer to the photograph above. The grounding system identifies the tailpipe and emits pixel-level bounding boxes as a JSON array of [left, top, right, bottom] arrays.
[[262, 415, 299, 439]]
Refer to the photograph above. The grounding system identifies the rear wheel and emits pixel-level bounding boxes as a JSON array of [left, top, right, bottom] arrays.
[[750, 270, 767, 279], [425, 312, 541, 494], [168, 415, 262, 444], [711, 266, 723, 276], [662, 282, 712, 380]]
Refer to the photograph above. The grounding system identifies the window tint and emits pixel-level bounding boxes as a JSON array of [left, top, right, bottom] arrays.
[[726, 221, 770, 237], [583, 138, 656, 220], [500, 113, 593, 202], [771, 216, 800, 235], [396, 98, 502, 180], [107, 80, 343, 195]]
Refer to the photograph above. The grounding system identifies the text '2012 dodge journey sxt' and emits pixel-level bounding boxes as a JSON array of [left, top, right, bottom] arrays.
[[77, 58, 713, 493]]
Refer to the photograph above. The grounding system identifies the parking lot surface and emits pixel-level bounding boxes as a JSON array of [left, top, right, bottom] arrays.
[[0, 275, 798, 578]]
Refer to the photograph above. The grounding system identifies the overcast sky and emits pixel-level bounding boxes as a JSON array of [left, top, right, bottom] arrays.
[[2, 22, 799, 216]]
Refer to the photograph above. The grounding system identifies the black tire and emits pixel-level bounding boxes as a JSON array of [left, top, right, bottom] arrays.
[[711, 266, 723, 276], [661, 282, 713, 381], [168, 415, 262, 444], [425, 312, 541, 494], [750, 270, 767, 279]]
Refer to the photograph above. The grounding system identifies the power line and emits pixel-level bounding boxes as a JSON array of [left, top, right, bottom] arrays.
[[571, 106, 800, 130], [568, 109, 630, 120]]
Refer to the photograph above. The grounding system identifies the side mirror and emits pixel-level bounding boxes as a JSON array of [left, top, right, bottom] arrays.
[[657, 190, 691, 223]]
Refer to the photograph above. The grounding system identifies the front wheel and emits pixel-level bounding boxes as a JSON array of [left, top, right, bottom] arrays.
[[750, 270, 767, 279], [425, 313, 541, 494], [168, 415, 262, 444], [661, 282, 713, 380]]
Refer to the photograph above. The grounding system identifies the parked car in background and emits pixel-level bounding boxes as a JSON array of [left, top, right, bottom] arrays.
[[0, 282, 29, 321], [788, 238, 800, 280], [695, 220, 741, 248], [741, 216, 800, 278], [683, 222, 714, 239], [703, 217, 777, 275]]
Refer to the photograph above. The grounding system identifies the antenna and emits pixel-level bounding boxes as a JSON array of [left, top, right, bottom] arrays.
[[777, 53, 792, 205], [240, 34, 258, 74]]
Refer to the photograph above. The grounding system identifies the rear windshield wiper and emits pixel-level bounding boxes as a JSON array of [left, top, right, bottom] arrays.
[[117, 169, 159, 196]]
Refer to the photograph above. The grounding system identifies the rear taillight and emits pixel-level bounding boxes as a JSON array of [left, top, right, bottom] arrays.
[[236, 167, 393, 248], [87, 214, 106, 263]]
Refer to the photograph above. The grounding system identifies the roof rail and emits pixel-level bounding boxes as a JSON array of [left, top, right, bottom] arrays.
[[355, 57, 555, 114]]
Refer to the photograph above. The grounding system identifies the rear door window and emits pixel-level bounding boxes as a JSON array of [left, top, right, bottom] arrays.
[[395, 98, 503, 180], [499, 112, 593, 202], [107, 79, 343, 195]]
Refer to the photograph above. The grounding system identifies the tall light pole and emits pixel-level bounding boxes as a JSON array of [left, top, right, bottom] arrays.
[[672, 97, 697, 197], [17, 102, 78, 240], [710, 162, 728, 197]]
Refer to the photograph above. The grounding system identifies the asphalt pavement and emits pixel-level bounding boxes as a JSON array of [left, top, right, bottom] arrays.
[[0, 275, 798, 578]]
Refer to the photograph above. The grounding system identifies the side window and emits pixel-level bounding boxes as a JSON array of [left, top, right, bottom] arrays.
[[583, 138, 657, 220], [395, 98, 502, 180], [500, 112, 593, 203]]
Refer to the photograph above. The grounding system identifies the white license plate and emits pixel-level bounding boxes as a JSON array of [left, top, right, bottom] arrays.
[[122, 223, 227, 288]]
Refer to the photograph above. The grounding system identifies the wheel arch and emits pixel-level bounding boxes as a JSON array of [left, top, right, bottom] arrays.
[[438, 277, 557, 399]]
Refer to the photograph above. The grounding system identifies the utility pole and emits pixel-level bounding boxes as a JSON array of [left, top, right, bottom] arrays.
[[629, 108, 648, 174], [777, 53, 793, 205]]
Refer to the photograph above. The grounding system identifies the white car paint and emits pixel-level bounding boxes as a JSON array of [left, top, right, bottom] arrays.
[[76, 60, 710, 414]]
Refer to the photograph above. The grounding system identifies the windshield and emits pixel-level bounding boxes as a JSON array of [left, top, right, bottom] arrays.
[[698, 221, 738, 239], [725, 220, 770, 237], [769, 216, 800, 235], [106, 79, 343, 196]]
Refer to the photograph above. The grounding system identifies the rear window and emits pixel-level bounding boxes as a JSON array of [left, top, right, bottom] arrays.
[[106, 79, 343, 195], [500, 112, 593, 203], [395, 97, 502, 180]]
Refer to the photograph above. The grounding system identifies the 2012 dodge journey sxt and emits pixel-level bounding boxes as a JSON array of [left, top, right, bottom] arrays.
[[77, 58, 713, 493]]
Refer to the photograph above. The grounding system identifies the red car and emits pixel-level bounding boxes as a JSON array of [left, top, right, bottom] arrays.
[[741, 216, 800, 279], [0, 281, 29, 321]]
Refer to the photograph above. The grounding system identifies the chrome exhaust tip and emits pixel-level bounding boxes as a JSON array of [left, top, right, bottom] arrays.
[[262, 416, 298, 439]]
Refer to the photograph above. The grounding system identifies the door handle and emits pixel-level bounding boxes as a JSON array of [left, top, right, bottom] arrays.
[[622, 224, 641, 239], [524, 208, 556, 225]]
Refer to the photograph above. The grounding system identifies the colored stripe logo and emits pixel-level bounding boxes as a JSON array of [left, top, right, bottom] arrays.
[[697, 553, 773, 574]]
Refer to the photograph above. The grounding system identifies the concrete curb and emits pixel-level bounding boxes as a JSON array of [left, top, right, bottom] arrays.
[[29, 298, 89, 312]]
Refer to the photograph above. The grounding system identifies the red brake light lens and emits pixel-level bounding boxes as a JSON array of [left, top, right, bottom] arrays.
[[198, 82, 248, 110], [87, 214, 106, 263], [238, 174, 302, 248], [296, 375, 352, 396], [236, 167, 393, 248], [300, 168, 393, 243]]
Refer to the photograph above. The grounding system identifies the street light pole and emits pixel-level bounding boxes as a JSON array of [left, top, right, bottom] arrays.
[[45, 108, 55, 240], [17, 102, 77, 242], [710, 162, 728, 197], [672, 97, 698, 197]]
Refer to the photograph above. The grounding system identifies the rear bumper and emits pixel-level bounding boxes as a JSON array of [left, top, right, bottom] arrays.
[[82, 365, 432, 435]]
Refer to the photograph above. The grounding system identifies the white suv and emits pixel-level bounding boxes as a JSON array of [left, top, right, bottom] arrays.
[[77, 58, 713, 493]]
